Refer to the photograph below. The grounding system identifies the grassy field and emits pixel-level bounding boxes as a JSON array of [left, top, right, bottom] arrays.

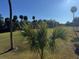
[[0, 28, 78, 59]]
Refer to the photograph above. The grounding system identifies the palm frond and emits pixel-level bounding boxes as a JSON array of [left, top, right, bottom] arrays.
[[49, 27, 67, 52]]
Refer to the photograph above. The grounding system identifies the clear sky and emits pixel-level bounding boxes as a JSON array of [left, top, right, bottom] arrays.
[[0, 0, 79, 23]]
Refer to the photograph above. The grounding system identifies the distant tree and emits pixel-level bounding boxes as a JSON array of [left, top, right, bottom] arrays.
[[24, 16, 28, 21], [0, 20, 3, 27], [5, 17, 10, 23], [13, 15, 17, 22], [19, 15, 24, 29], [4, 17, 10, 32], [47, 20, 55, 28], [32, 16, 38, 29], [0, 14, 4, 20], [19, 15, 24, 21], [47, 20, 59, 28], [12, 15, 19, 30], [38, 19, 43, 24], [24, 16, 28, 24], [43, 19, 47, 23], [32, 20, 38, 29], [32, 16, 35, 20], [0, 15, 4, 27], [65, 21, 72, 26], [0, 14, 4, 32]]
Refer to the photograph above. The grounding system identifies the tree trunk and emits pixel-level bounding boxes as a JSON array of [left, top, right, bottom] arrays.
[[40, 49, 44, 59], [8, 0, 13, 49]]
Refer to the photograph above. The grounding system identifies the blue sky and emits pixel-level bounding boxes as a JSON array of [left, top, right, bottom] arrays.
[[0, 0, 79, 23]]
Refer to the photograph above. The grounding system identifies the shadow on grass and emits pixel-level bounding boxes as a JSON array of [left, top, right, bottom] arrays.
[[0, 48, 14, 55]]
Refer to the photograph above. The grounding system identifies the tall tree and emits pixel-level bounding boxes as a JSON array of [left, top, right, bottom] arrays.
[[8, 0, 14, 50], [0, 0, 14, 55]]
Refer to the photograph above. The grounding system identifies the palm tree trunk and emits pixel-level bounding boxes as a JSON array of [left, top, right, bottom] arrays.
[[40, 48, 44, 59], [8, 0, 13, 49]]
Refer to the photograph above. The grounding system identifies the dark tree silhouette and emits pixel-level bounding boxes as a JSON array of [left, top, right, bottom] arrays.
[[19, 15, 24, 21], [24, 16, 28, 24], [13, 15, 17, 22], [0, 14, 4, 33], [4, 17, 10, 32], [32, 16, 37, 28], [38, 19, 43, 24], [32, 20, 38, 29], [24, 16, 28, 21], [12, 15, 19, 30], [32, 16, 35, 20], [0, 14, 4, 27], [19, 15, 24, 29], [8, 0, 14, 50]]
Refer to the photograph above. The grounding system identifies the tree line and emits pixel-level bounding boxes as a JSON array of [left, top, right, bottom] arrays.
[[0, 14, 60, 33]]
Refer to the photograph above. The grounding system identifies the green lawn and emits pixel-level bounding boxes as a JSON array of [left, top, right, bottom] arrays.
[[0, 28, 77, 59]]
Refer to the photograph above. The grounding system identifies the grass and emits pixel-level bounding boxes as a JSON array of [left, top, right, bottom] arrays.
[[0, 27, 78, 59]]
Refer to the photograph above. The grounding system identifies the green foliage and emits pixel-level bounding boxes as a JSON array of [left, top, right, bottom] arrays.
[[21, 22, 47, 59], [49, 27, 67, 52], [52, 28, 67, 40], [21, 22, 37, 51], [21, 22, 68, 59], [37, 22, 47, 49]]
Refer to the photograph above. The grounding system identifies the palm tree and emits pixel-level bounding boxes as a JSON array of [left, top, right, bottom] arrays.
[[32, 16, 35, 20], [24, 16, 28, 24], [13, 15, 17, 22], [24, 16, 28, 21], [5, 17, 10, 32], [19, 15, 24, 29], [21, 22, 47, 59], [36, 22, 47, 59], [49, 28, 67, 52], [8, 0, 14, 50], [32, 16, 38, 29], [19, 15, 24, 21], [13, 15, 18, 30], [0, 0, 13, 55]]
